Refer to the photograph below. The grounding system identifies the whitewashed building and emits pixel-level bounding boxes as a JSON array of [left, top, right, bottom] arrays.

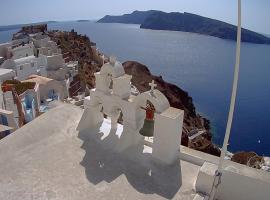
[[0, 55, 46, 81], [0, 34, 78, 98], [0, 68, 16, 82], [9, 42, 34, 59]]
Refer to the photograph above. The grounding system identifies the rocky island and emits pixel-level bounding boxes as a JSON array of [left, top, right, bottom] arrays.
[[98, 10, 270, 44]]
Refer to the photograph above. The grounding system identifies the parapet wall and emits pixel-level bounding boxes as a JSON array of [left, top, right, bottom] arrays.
[[180, 145, 270, 200]]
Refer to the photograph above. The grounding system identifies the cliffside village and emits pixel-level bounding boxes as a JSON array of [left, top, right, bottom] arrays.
[[0, 25, 89, 137]]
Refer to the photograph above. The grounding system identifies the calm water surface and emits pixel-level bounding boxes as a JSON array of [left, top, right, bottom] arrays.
[[1, 21, 270, 155]]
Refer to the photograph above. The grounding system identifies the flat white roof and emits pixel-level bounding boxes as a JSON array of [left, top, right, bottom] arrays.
[[0, 104, 201, 200], [0, 68, 15, 77], [14, 55, 36, 65]]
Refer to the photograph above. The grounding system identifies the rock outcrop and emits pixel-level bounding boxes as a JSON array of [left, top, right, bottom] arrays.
[[232, 151, 264, 169]]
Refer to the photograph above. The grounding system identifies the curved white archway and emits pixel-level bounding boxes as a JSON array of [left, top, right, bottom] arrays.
[[100, 62, 125, 78], [134, 90, 170, 114]]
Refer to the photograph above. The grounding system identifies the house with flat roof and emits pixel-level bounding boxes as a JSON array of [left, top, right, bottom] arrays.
[[0, 68, 16, 82]]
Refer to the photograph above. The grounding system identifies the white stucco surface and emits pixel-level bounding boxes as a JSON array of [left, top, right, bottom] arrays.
[[0, 68, 15, 81], [11, 43, 34, 59], [0, 104, 200, 200], [181, 146, 270, 200]]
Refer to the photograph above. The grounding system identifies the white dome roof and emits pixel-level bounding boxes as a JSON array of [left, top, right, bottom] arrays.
[[1, 59, 16, 69], [100, 61, 125, 78]]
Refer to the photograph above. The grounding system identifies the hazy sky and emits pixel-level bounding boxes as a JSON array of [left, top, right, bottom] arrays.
[[1, 0, 269, 34]]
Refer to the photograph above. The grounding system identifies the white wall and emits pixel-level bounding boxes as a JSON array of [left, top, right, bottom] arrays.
[[38, 80, 67, 101], [3, 92, 19, 124], [1, 59, 16, 70], [0, 69, 15, 82], [46, 54, 65, 70], [32, 37, 50, 48], [12, 45, 34, 60], [0, 109, 18, 131], [47, 67, 68, 81], [15, 62, 38, 81], [152, 107, 184, 164], [216, 166, 270, 200], [36, 55, 47, 67], [39, 66, 47, 77], [0, 43, 11, 58], [185, 145, 270, 200]]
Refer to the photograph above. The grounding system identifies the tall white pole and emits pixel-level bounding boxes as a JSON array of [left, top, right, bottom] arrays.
[[209, 0, 242, 199]]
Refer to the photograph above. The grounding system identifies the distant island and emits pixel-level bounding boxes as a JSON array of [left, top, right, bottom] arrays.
[[77, 20, 90, 22], [0, 21, 58, 32], [98, 10, 270, 44]]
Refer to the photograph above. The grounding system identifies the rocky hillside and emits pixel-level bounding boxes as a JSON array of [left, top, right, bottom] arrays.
[[123, 61, 221, 156], [47, 29, 101, 92]]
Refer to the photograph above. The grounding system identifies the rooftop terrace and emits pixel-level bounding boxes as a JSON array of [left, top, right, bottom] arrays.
[[0, 104, 200, 200], [0, 104, 269, 200]]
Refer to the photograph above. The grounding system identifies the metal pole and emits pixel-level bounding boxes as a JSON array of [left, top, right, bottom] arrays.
[[209, 0, 242, 199]]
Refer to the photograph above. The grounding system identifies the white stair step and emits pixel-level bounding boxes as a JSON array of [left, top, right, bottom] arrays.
[[193, 194, 209, 200]]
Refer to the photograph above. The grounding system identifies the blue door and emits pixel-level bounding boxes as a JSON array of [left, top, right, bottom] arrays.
[[0, 114, 10, 136]]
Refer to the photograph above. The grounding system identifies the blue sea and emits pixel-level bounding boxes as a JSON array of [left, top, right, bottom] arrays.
[[1, 21, 270, 156]]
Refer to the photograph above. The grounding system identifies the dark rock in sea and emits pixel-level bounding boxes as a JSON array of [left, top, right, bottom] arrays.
[[77, 20, 90, 22]]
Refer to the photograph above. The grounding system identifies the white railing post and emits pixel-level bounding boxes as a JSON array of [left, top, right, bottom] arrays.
[[209, 0, 242, 199]]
